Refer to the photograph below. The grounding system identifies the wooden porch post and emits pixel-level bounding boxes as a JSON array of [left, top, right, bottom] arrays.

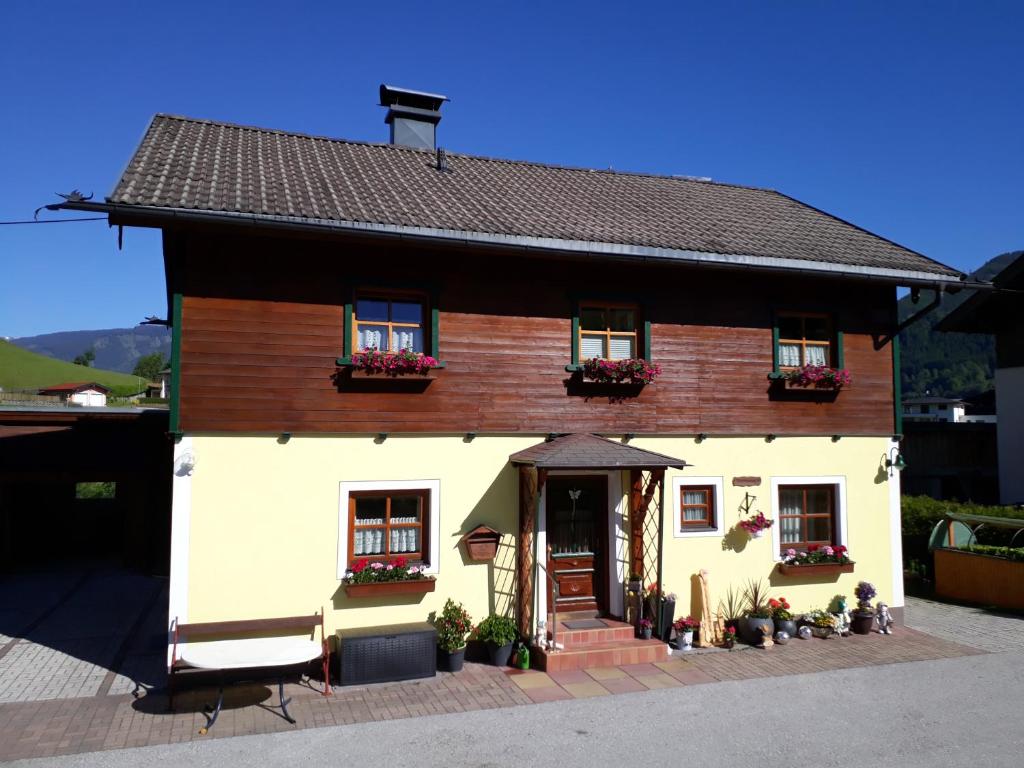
[[517, 465, 539, 638]]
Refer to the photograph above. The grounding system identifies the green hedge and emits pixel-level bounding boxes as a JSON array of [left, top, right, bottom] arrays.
[[901, 496, 1024, 538], [962, 545, 1024, 563]]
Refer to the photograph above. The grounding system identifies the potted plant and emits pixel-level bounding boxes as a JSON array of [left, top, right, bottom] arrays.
[[769, 596, 797, 637], [672, 615, 699, 650], [350, 347, 440, 377], [722, 624, 738, 649], [784, 364, 852, 390], [738, 511, 774, 539], [737, 579, 774, 644], [638, 618, 654, 640], [433, 599, 472, 672], [581, 357, 662, 385], [646, 583, 676, 642], [475, 614, 518, 666], [851, 581, 877, 634], [805, 609, 837, 638]]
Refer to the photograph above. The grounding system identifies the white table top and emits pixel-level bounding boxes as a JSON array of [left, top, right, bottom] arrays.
[[179, 636, 323, 670]]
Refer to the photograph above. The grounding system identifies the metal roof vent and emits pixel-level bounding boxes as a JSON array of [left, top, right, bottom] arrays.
[[379, 84, 448, 150]]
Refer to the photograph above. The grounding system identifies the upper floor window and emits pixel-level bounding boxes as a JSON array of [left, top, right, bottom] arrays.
[[579, 303, 638, 360], [777, 312, 833, 369], [354, 296, 424, 353]]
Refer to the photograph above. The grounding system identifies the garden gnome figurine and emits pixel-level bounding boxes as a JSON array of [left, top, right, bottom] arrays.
[[535, 620, 547, 649], [834, 597, 852, 637], [876, 603, 894, 635]]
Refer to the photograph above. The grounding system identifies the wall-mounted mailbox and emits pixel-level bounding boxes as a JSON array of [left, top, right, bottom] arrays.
[[460, 525, 503, 562]]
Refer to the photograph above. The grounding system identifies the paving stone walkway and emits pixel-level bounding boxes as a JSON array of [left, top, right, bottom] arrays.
[[904, 595, 1024, 653]]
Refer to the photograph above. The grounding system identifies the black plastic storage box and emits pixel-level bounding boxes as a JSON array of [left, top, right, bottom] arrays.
[[335, 622, 437, 686]]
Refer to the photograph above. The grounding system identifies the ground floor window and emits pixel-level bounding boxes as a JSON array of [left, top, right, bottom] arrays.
[[348, 489, 428, 564], [672, 476, 724, 537], [778, 484, 836, 552]]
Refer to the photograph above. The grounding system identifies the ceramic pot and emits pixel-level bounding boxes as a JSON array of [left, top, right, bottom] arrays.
[[640, 627, 653, 640], [775, 619, 798, 637], [851, 613, 874, 635], [487, 641, 514, 667], [737, 616, 774, 645], [439, 647, 465, 672], [678, 630, 694, 650], [751, 528, 765, 539]]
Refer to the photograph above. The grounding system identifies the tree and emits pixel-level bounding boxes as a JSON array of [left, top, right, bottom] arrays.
[[72, 348, 95, 367], [132, 352, 168, 382]]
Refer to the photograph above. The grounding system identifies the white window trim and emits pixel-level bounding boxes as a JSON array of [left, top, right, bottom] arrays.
[[672, 475, 725, 538], [770, 475, 848, 563], [337, 479, 441, 579]]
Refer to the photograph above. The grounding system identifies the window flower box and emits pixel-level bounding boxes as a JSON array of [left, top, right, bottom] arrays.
[[578, 358, 661, 385], [342, 557, 435, 597], [348, 348, 442, 377], [777, 562, 854, 576], [778, 364, 851, 390], [344, 579, 436, 597]]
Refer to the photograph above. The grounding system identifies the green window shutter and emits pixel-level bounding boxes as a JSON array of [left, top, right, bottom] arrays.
[[771, 320, 780, 373], [430, 288, 441, 359], [169, 292, 183, 434], [836, 329, 845, 369], [571, 301, 580, 367], [892, 335, 902, 435], [339, 297, 354, 364], [643, 318, 652, 362]]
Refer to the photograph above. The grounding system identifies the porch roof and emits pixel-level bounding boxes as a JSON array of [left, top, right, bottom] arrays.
[[509, 433, 687, 470]]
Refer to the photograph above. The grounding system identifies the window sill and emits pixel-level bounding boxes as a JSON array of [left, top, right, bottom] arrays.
[[776, 562, 854, 577], [343, 578, 437, 598]]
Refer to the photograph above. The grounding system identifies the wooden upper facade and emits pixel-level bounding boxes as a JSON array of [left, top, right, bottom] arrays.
[[166, 227, 898, 436]]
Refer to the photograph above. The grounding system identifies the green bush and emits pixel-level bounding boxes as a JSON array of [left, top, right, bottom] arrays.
[[901, 496, 1024, 538], [474, 614, 517, 646], [962, 545, 1024, 563]]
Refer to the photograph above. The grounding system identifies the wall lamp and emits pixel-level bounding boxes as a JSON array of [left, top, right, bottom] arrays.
[[375, 433, 388, 444], [696, 433, 708, 443], [278, 432, 292, 444], [622, 433, 635, 443], [464, 432, 477, 442], [765, 434, 776, 443], [831, 435, 842, 442], [885, 446, 907, 476]]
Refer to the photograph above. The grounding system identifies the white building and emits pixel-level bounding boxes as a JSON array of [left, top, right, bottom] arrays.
[[37, 381, 110, 407]]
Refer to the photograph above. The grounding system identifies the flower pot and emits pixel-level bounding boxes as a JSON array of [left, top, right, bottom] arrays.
[[487, 641, 514, 667], [658, 599, 676, 643], [640, 627, 653, 640], [737, 617, 774, 645], [851, 612, 874, 635], [775, 619, 798, 637], [751, 529, 766, 539], [723, 638, 735, 649], [776, 562, 855, 577], [678, 630, 694, 650], [438, 646, 465, 672], [344, 578, 436, 598], [810, 625, 833, 638]]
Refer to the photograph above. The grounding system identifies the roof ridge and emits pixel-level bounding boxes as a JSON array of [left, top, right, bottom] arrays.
[[148, 113, 775, 194]]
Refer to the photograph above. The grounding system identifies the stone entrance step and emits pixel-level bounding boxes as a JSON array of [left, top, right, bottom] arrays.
[[546, 617, 636, 647], [532, 637, 669, 672]]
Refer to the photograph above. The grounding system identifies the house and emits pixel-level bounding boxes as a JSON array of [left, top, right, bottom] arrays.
[[938, 252, 1024, 504], [37, 381, 110, 407], [902, 396, 995, 424], [55, 86, 968, 666]]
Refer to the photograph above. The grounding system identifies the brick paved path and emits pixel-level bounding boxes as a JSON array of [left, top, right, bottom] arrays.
[[0, 625, 978, 762], [905, 595, 1024, 653]]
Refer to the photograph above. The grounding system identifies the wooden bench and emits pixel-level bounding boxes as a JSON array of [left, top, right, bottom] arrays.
[[170, 610, 331, 733]]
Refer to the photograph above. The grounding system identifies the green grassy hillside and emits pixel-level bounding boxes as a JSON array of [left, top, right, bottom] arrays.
[[0, 340, 146, 396]]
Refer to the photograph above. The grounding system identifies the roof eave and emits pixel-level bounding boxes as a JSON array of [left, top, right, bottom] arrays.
[[60, 200, 968, 288]]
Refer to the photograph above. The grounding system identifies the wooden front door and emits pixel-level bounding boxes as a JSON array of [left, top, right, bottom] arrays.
[[546, 476, 608, 614]]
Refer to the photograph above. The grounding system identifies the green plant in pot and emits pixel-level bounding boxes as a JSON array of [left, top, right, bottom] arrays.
[[770, 596, 797, 637], [433, 599, 472, 672], [851, 581, 877, 635], [475, 614, 518, 666], [738, 578, 774, 644]]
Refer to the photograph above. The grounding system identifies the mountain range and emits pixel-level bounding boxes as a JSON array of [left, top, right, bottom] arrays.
[[11, 325, 171, 375]]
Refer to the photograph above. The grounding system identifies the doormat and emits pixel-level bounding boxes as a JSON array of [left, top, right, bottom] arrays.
[[562, 619, 607, 630]]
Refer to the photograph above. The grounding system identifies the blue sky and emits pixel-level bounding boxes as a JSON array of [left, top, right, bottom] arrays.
[[1, 1, 1021, 338]]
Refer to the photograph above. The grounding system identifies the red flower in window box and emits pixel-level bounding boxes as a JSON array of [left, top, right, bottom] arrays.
[[351, 348, 439, 376], [784, 364, 851, 389], [581, 357, 661, 385]]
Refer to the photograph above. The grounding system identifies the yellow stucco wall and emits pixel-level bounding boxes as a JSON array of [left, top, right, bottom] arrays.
[[181, 434, 897, 636]]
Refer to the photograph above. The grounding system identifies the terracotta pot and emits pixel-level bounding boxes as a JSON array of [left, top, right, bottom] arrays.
[[438, 647, 465, 672], [851, 612, 874, 635], [344, 578, 436, 598]]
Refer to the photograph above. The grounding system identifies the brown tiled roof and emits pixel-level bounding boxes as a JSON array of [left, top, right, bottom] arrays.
[[509, 433, 687, 470], [38, 382, 110, 394], [107, 114, 961, 280]]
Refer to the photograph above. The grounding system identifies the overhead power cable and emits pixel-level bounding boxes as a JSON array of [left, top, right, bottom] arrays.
[[0, 217, 106, 225]]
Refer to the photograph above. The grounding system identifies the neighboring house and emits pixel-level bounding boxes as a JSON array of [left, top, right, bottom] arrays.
[[902, 396, 966, 423], [57, 86, 968, 659], [158, 367, 171, 399], [37, 381, 110, 407], [939, 253, 1024, 504]]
